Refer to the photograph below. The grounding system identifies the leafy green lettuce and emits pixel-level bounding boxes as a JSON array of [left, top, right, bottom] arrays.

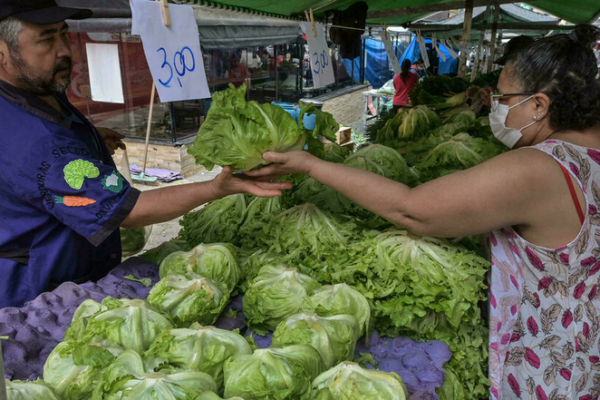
[[188, 84, 312, 171], [272, 313, 360, 368], [147, 273, 230, 327], [144, 324, 252, 391], [310, 361, 408, 400], [243, 265, 321, 335], [223, 345, 325, 400]]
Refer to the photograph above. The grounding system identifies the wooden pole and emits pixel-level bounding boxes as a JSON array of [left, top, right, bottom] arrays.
[[142, 83, 156, 174], [471, 30, 484, 82], [487, 5, 500, 73], [457, 0, 474, 78]]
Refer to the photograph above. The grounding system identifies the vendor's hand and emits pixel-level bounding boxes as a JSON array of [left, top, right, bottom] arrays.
[[96, 127, 126, 155], [480, 86, 492, 109], [211, 166, 292, 198], [244, 151, 319, 181]]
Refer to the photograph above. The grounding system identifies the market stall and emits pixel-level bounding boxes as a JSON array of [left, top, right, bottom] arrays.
[[3, 0, 600, 399]]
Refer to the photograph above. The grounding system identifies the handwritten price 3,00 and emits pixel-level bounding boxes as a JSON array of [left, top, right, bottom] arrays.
[[312, 50, 330, 75], [157, 46, 196, 88]]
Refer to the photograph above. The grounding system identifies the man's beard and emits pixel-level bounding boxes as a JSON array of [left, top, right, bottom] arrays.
[[10, 53, 72, 96]]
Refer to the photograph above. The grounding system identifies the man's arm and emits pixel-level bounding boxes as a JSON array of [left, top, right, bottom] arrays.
[[121, 167, 291, 229]]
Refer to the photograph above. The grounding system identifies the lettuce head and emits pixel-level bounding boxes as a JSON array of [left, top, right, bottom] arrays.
[[6, 380, 60, 400], [272, 313, 360, 368], [145, 323, 252, 391], [147, 273, 230, 327], [310, 361, 408, 400], [188, 84, 310, 171], [301, 283, 371, 337], [223, 345, 325, 400], [243, 265, 321, 335], [91, 350, 217, 399], [43, 341, 124, 400], [159, 243, 241, 291], [65, 298, 173, 354]]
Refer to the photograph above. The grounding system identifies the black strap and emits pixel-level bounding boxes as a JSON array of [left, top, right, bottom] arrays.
[[0, 248, 30, 264]]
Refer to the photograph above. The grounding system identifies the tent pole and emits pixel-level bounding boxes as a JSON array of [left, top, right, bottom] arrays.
[[487, 5, 500, 73], [457, 0, 474, 78], [471, 30, 484, 82]]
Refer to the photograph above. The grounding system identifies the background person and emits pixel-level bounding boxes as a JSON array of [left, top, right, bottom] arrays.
[[392, 59, 419, 112]]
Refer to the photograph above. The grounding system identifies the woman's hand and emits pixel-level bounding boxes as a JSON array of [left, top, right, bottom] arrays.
[[211, 166, 292, 198], [244, 151, 320, 181]]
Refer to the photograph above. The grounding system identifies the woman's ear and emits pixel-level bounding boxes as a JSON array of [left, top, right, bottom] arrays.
[[532, 93, 551, 120]]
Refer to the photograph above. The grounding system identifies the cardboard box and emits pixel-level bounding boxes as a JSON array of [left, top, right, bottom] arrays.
[[321, 126, 352, 145]]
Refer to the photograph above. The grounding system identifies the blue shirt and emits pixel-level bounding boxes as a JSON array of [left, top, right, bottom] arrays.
[[0, 80, 140, 308]]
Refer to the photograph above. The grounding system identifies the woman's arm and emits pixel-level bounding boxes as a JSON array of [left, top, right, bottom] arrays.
[[246, 149, 559, 238]]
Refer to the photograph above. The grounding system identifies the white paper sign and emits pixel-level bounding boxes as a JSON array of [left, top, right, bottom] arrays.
[[417, 33, 430, 68], [300, 21, 335, 88], [86, 43, 125, 104], [382, 36, 401, 75], [131, 0, 210, 102]]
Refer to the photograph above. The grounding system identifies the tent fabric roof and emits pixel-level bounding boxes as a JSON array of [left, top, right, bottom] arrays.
[[436, 4, 559, 25], [174, 0, 600, 25]]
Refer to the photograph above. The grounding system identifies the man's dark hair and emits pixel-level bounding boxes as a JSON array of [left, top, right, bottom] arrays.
[[507, 25, 600, 132]]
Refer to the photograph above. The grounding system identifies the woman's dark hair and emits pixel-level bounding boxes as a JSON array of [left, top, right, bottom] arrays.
[[400, 59, 412, 81], [506, 25, 600, 132]]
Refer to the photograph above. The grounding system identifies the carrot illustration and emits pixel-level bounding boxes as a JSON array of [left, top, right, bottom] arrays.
[[54, 195, 96, 207]]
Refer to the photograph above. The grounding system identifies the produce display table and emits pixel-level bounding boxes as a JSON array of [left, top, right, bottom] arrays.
[[362, 89, 392, 127], [0, 257, 451, 399]]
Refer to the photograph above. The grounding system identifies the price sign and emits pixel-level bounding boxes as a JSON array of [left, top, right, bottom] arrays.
[[131, 0, 210, 102], [382, 36, 401, 75], [301, 21, 335, 88]]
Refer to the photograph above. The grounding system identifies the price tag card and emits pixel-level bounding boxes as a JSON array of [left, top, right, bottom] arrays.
[[300, 21, 334, 88], [131, 0, 210, 102], [382, 37, 401, 75]]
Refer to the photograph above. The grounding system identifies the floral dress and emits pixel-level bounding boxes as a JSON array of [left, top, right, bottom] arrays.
[[489, 140, 600, 399]]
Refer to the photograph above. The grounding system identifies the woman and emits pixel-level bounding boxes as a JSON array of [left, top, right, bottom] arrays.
[[393, 59, 419, 112], [247, 26, 600, 397]]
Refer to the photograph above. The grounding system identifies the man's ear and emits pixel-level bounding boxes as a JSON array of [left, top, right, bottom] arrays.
[[0, 41, 8, 66]]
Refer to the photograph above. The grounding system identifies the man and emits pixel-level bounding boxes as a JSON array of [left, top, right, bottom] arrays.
[[0, 0, 289, 308]]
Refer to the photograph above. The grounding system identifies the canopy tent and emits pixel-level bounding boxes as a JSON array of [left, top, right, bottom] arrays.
[[58, 0, 301, 49], [173, 0, 600, 26]]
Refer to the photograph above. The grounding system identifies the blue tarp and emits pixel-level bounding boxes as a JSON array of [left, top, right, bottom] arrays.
[[399, 36, 459, 76], [341, 38, 406, 89]]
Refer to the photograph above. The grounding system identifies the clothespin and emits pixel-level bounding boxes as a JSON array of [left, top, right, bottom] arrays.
[[382, 23, 388, 41], [158, 0, 171, 26], [309, 9, 317, 37]]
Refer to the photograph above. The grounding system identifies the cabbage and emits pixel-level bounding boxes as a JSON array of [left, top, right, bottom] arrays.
[[6, 380, 60, 400], [223, 345, 325, 400], [291, 178, 350, 215], [159, 243, 241, 291], [43, 341, 124, 400], [180, 194, 247, 247], [301, 283, 371, 337], [310, 361, 408, 400], [188, 84, 312, 171], [344, 144, 413, 184], [148, 273, 230, 327], [91, 350, 217, 399], [243, 265, 321, 334], [323, 143, 350, 163], [65, 298, 173, 353], [66, 299, 109, 340], [272, 313, 360, 368], [145, 324, 252, 391], [397, 105, 440, 139], [258, 203, 356, 258]]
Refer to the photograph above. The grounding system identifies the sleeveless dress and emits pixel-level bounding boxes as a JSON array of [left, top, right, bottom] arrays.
[[489, 139, 600, 399]]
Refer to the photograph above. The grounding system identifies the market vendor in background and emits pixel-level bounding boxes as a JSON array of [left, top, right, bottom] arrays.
[[392, 59, 419, 113], [0, 0, 289, 308], [248, 26, 600, 397]]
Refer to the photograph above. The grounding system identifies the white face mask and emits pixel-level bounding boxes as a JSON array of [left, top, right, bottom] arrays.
[[489, 95, 536, 148]]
